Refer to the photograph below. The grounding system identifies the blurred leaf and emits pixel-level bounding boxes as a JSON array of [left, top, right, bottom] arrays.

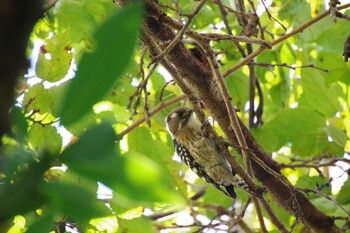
[[117, 217, 158, 233], [202, 185, 234, 207], [62, 110, 98, 136], [127, 127, 188, 201], [119, 206, 144, 220], [0, 154, 51, 221], [25, 214, 53, 233], [49, 79, 71, 117], [89, 216, 118, 232], [60, 3, 143, 126], [61, 123, 117, 187], [41, 183, 111, 222], [9, 107, 28, 138], [60, 170, 99, 195], [113, 151, 182, 203]]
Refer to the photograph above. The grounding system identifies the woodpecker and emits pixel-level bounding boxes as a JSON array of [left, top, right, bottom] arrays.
[[165, 107, 251, 199]]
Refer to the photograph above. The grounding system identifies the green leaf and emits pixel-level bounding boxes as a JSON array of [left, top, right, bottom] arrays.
[[203, 185, 235, 207], [117, 217, 158, 233], [50, 79, 71, 117], [113, 151, 182, 203], [25, 214, 53, 233], [127, 127, 188, 201], [56, 1, 116, 46], [324, 126, 347, 148], [310, 197, 338, 214], [61, 123, 117, 187], [315, 20, 350, 53], [279, 0, 311, 26], [60, 3, 143, 126], [28, 124, 62, 155], [336, 179, 350, 205], [296, 176, 331, 198], [316, 51, 350, 85], [41, 183, 111, 222], [300, 70, 342, 117], [35, 32, 72, 82], [0, 154, 51, 221], [22, 83, 53, 113], [9, 107, 28, 138], [225, 71, 249, 111], [253, 108, 325, 155]]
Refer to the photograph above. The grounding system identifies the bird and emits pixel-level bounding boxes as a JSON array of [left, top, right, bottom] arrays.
[[165, 106, 251, 199]]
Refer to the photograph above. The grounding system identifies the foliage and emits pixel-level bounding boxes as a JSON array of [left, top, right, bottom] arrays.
[[1, 0, 350, 232]]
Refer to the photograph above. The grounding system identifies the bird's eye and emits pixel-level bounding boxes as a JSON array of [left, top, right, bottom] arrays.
[[170, 112, 178, 119]]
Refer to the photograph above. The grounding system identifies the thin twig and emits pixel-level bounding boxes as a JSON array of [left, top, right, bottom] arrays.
[[280, 155, 350, 170], [201, 33, 271, 48], [260, 0, 287, 31], [228, 198, 251, 230], [252, 62, 329, 72], [116, 94, 185, 140], [213, 0, 247, 57], [159, 80, 175, 102], [223, 3, 350, 77], [143, 86, 151, 128], [246, 0, 265, 39], [216, 0, 233, 35], [259, 196, 289, 233], [151, 0, 208, 64], [299, 188, 350, 218]]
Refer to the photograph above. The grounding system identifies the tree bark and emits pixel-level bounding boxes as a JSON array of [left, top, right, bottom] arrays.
[[0, 0, 43, 139]]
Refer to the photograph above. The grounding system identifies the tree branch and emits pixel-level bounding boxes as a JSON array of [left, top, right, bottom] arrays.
[[140, 1, 345, 232]]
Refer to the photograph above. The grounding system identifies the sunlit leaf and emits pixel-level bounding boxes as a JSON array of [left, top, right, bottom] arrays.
[[35, 31, 72, 82], [117, 217, 158, 233], [60, 3, 143, 125], [28, 124, 62, 155], [22, 83, 53, 113]]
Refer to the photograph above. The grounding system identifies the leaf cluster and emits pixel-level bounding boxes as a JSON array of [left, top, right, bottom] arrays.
[[1, 0, 350, 232]]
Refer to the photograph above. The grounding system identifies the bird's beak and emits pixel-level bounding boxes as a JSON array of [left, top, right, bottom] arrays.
[[185, 108, 194, 119]]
